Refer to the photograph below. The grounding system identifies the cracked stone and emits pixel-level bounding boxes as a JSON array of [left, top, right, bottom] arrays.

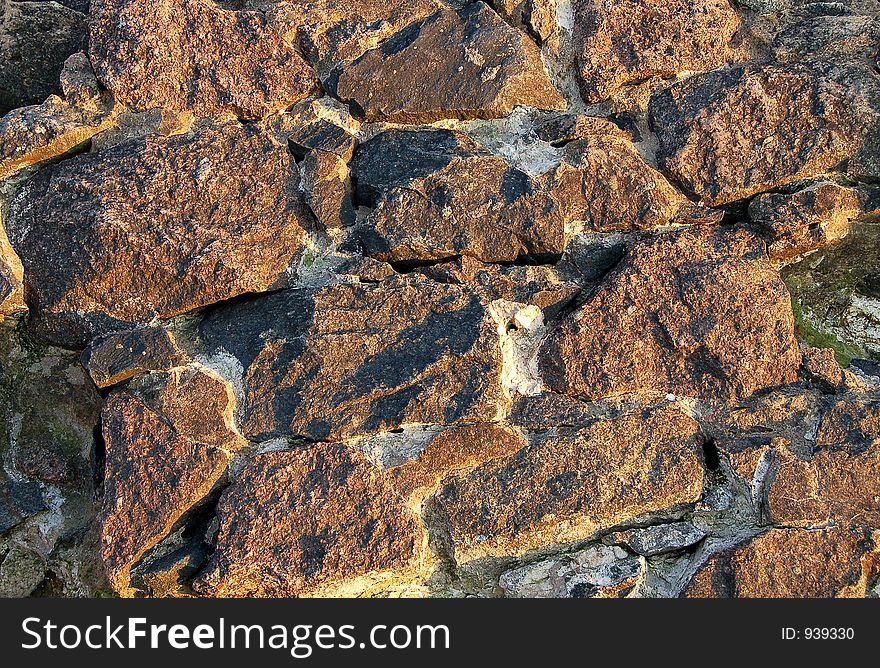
[[199, 274, 502, 442], [766, 398, 880, 527], [430, 404, 705, 563], [649, 64, 858, 206], [335, 3, 565, 123], [81, 327, 189, 389], [353, 127, 718, 263], [99, 364, 244, 595], [257, 0, 443, 77]]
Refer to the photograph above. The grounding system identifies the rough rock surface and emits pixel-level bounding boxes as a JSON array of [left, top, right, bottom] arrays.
[[538, 227, 802, 404], [765, 398, 880, 527], [431, 405, 705, 563], [0, 0, 87, 115], [572, 0, 740, 103], [649, 65, 857, 205], [353, 127, 718, 263], [335, 3, 565, 123], [684, 527, 880, 598], [0, 95, 116, 181], [2, 0, 880, 601], [354, 130, 565, 262], [255, 0, 442, 77], [199, 275, 502, 442], [5, 123, 310, 348], [89, 0, 316, 120], [81, 327, 188, 389], [194, 443, 422, 597]]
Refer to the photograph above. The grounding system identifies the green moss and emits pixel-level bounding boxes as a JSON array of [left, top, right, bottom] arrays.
[[791, 296, 864, 367]]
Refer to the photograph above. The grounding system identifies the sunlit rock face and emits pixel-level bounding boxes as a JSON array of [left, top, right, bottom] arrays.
[[1, 0, 880, 600]]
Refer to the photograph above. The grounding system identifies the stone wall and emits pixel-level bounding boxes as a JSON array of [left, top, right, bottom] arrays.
[[1, 0, 879, 598]]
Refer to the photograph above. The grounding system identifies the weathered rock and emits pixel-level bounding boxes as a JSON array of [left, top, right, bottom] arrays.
[[89, 0, 316, 120], [546, 135, 722, 233], [768, 9, 880, 180], [0, 543, 47, 597], [59, 52, 102, 107], [763, 396, 880, 528], [358, 131, 565, 262], [684, 527, 880, 598], [193, 443, 422, 597], [389, 424, 528, 505], [749, 182, 862, 264], [784, 219, 880, 360], [490, 0, 559, 46], [707, 389, 824, 469], [5, 123, 310, 348], [81, 327, 188, 389], [539, 227, 801, 404], [500, 544, 645, 598], [100, 365, 243, 595], [335, 3, 565, 123], [572, 0, 739, 104], [132, 541, 208, 598], [300, 150, 357, 229], [351, 129, 481, 208], [200, 274, 502, 442], [0, 95, 117, 182], [649, 65, 857, 206], [353, 128, 716, 263], [431, 404, 705, 563], [618, 522, 707, 557], [256, 0, 442, 77], [0, 0, 87, 115]]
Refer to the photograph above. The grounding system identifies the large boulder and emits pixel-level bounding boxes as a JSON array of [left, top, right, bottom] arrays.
[[538, 227, 802, 404], [5, 123, 311, 348], [649, 65, 857, 206], [335, 3, 565, 123], [193, 443, 422, 597], [572, 0, 739, 103], [89, 0, 316, 120], [430, 404, 705, 563], [199, 274, 503, 442]]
